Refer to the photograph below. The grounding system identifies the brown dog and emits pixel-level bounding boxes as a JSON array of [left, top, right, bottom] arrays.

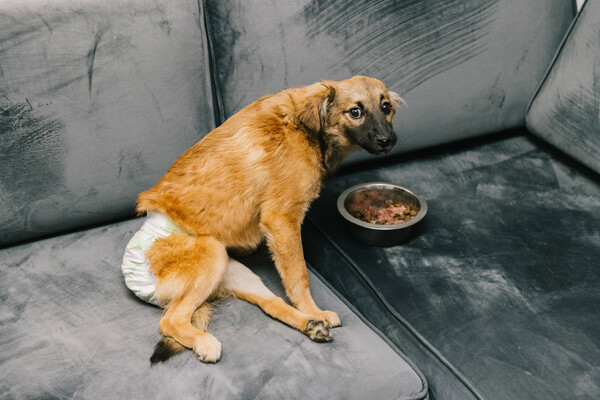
[[131, 76, 403, 364]]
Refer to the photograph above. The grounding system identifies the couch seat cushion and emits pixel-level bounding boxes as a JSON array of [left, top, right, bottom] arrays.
[[303, 131, 600, 400], [0, 218, 427, 400]]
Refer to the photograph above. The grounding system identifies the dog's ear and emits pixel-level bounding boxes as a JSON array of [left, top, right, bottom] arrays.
[[388, 91, 406, 108], [297, 83, 336, 133]]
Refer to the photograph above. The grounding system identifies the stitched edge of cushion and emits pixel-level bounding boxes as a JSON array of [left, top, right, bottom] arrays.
[[199, 0, 226, 126], [525, 0, 579, 119]]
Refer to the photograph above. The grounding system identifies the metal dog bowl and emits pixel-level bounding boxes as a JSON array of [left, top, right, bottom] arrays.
[[337, 182, 427, 247]]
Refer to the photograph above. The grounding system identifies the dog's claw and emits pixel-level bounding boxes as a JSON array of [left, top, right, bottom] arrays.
[[196, 354, 217, 364], [305, 320, 333, 342], [321, 310, 341, 328]]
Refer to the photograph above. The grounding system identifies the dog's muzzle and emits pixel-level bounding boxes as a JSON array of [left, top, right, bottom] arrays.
[[365, 128, 397, 155], [374, 131, 397, 154]]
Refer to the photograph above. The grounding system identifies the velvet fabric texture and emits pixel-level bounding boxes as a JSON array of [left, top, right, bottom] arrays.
[[0, 217, 428, 400], [303, 131, 600, 400], [0, 0, 215, 246], [527, 0, 600, 175], [1, 1, 593, 399], [204, 0, 574, 161]]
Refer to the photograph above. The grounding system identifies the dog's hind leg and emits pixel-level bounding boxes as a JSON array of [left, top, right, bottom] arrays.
[[216, 259, 333, 342], [150, 302, 214, 364], [147, 234, 228, 363]]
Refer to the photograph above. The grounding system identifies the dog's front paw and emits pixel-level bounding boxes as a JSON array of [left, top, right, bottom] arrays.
[[194, 334, 222, 363], [304, 320, 333, 342], [320, 310, 341, 328]]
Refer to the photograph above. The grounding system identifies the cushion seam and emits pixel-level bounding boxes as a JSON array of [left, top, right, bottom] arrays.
[[199, 0, 226, 126], [525, 0, 579, 119]]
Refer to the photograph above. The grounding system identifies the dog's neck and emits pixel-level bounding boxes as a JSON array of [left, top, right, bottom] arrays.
[[318, 132, 358, 175]]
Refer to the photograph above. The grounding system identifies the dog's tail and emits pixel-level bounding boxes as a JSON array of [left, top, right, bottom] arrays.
[[150, 336, 187, 365], [150, 302, 214, 365]]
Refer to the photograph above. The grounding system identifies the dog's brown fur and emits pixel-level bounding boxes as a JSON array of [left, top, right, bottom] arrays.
[[137, 76, 402, 364]]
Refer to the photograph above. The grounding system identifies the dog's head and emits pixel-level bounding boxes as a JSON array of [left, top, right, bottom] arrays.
[[297, 76, 403, 169]]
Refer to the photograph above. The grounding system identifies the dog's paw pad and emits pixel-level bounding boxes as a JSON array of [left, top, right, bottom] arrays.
[[305, 320, 333, 342]]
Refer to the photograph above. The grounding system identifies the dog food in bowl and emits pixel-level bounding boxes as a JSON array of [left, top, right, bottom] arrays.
[[353, 199, 417, 225], [338, 183, 427, 246]]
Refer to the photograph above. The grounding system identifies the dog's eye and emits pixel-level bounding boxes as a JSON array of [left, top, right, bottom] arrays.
[[382, 102, 392, 115], [349, 107, 362, 119]]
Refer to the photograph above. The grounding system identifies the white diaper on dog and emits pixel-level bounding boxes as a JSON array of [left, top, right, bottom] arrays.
[[121, 211, 188, 306]]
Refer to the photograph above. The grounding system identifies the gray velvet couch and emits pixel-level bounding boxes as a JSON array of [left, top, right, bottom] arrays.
[[1, 1, 598, 399]]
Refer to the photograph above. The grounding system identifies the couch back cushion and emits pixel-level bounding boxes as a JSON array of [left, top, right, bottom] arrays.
[[205, 0, 574, 163], [527, 0, 600, 175], [0, 0, 215, 246]]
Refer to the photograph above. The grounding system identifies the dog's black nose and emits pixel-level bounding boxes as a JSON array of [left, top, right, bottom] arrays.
[[377, 137, 392, 147]]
